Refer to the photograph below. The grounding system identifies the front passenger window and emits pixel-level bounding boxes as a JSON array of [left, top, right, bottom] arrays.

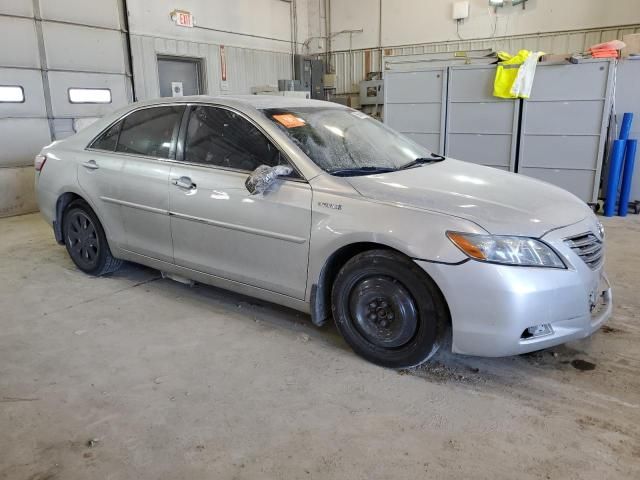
[[184, 105, 294, 174]]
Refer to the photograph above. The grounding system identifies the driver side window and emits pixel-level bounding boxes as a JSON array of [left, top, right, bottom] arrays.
[[183, 105, 297, 176]]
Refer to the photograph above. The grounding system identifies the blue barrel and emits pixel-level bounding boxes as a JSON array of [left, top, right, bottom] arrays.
[[618, 139, 637, 217], [620, 113, 634, 140], [604, 139, 626, 217]]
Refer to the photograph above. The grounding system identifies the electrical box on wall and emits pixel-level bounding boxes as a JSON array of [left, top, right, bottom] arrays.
[[294, 55, 325, 100], [452, 1, 470, 20], [359, 80, 383, 106]]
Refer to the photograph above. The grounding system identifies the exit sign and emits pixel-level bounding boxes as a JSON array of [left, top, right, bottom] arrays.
[[170, 10, 193, 28]]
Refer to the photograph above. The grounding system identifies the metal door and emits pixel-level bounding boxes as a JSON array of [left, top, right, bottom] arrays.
[[77, 150, 127, 249], [118, 157, 174, 262], [168, 105, 311, 299], [115, 105, 185, 263], [169, 166, 312, 299], [157, 57, 201, 97]]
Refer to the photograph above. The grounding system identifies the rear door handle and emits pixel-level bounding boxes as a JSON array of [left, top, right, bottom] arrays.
[[172, 176, 196, 190], [82, 160, 99, 170]]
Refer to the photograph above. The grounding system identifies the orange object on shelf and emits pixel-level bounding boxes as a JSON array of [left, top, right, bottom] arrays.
[[590, 49, 619, 58], [588, 40, 625, 59]]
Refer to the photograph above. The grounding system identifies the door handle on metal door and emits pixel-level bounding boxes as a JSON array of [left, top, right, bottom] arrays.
[[172, 176, 196, 190], [82, 160, 99, 170]]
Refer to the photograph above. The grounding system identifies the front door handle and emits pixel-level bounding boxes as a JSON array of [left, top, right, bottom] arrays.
[[82, 160, 99, 170], [172, 176, 196, 190]]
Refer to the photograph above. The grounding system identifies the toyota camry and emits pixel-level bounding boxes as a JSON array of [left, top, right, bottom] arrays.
[[35, 96, 611, 368]]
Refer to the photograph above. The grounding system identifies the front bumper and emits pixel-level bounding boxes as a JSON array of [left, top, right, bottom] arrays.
[[416, 220, 612, 357]]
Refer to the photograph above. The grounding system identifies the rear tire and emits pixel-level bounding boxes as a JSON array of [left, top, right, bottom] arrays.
[[62, 199, 122, 276], [331, 249, 448, 368]]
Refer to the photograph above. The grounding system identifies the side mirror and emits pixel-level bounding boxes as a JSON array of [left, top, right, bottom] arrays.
[[245, 164, 293, 195]]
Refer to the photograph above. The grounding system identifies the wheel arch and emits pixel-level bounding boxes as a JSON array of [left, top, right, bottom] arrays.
[[54, 192, 85, 244], [54, 191, 108, 245], [309, 241, 451, 328]]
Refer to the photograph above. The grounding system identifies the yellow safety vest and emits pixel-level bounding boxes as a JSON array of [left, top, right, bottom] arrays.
[[493, 50, 531, 99]]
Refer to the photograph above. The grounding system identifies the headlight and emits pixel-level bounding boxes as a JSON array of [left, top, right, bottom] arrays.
[[446, 231, 565, 268]]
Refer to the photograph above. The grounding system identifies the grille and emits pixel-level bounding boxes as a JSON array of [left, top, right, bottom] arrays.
[[564, 233, 604, 270]]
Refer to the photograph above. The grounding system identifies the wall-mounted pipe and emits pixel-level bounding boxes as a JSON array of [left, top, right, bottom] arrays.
[[326, 0, 331, 71], [121, 0, 136, 101], [280, 0, 297, 78], [378, 0, 383, 71]]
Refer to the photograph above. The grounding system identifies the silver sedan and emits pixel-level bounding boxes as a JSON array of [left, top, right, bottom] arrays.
[[35, 96, 611, 368]]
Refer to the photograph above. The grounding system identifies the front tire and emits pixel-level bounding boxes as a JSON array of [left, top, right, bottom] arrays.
[[331, 249, 448, 368], [62, 199, 122, 276]]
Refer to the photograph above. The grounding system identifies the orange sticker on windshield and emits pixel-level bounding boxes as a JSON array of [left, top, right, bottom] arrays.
[[273, 114, 306, 128]]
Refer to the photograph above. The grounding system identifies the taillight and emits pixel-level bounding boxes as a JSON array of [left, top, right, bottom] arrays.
[[35, 154, 47, 172]]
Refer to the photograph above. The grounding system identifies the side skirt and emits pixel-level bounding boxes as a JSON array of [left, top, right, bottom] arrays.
[[112, 247, 311, 315]]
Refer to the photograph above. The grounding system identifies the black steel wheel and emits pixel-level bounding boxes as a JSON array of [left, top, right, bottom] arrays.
[[63, 199, 122, 276], [349, 276, 418, 348], [332, 249, 448, 368], [66, 210, 99, 269]]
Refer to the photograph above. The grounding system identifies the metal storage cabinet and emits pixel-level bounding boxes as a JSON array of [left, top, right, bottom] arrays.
[[445, 65, 519, 171], [518, 59, 614, 204], [614, 59, 640, 202], [383, 68, 447, 154]]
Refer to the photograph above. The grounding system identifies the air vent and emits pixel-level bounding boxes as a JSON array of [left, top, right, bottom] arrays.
[[564, 233, 603, 270]]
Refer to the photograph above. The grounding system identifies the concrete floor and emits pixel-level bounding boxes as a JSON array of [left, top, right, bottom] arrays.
[[1, 213, 639, 480]]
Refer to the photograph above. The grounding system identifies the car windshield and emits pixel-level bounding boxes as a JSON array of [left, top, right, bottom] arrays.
[[262, 107, 438, 176]]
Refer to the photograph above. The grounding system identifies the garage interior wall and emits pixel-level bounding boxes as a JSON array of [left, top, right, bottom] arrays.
[[0, 0, 133, 217], [2, 0, 637, 217], [126, 0, 307, 99], [0, 0, 310, 217], [305, 0, 640, 94]]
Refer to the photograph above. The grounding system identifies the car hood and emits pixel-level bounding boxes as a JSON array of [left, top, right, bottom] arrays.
[[345, 159, 592, 237]]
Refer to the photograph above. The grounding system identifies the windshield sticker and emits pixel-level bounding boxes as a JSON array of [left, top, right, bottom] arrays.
[[272, 113, 306, 128], [351, 111, 368, 119]]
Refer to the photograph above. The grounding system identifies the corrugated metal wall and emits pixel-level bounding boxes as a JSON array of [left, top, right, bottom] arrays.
[[328, 24, 640, 94], [130, 35, 292, 100], [0, 0, 132, 217], [224, 46, 292, 95]]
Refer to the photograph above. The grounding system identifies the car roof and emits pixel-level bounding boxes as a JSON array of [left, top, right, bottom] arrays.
[[129, 94, 348, 112]]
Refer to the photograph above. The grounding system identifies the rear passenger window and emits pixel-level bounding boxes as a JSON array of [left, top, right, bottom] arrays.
[[184, 105, 292, 173], [90, 121, 121, 151], [116, 106, 184, 159]]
